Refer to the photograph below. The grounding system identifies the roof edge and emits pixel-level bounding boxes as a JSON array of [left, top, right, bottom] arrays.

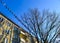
[[0, 12, 29, 33]]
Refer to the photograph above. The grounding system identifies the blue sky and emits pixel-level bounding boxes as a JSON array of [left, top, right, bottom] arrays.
[[0, 0, 60, 30]]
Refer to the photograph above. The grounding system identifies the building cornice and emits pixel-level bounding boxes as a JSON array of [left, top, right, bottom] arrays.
[[0, 12, 29, 33]]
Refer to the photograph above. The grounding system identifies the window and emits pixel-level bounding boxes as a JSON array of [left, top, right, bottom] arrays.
[[14, 35, 18, 38], [5, 30, 10, 34], [13, 26, 18, 30], [0, 17, 4, 23], [12, 36, 20, 43], [13, 26, 20, 35], [7, 22, 11, 26], [0, 24, 2, 27]]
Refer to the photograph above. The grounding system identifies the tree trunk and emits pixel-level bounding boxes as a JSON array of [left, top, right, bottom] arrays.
[[44, 40, 48, 43], [30, 36, 35, 43], [36, 37, 40, 43]]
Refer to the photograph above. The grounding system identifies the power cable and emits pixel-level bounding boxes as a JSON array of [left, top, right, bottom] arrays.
[[0, 0, 29, 32], [0, 0, 21, 26], [0, 0, 33, 34]]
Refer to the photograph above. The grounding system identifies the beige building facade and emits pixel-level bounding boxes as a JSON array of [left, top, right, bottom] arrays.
[[0, 12, 37, 43]]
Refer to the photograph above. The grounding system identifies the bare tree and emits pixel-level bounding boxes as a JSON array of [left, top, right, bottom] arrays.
[[0, 0, 60, 43], [1, 2, 60, 42], [50, 27, 60, 43], [17, 9, 60, 43]]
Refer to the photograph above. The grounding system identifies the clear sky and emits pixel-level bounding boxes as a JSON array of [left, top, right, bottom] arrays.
[[0, 0, 60, 29]]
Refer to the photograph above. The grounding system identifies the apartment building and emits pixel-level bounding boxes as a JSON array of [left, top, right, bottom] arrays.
[[0, 12, 37, 43]]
